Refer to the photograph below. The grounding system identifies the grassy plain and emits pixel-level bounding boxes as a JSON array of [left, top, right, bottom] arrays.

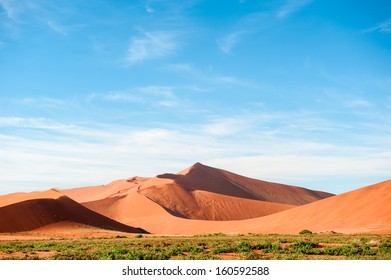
[[0, 233, 390, 260]]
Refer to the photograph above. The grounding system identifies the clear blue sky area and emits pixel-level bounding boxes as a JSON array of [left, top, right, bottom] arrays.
[[1, 0, 390, 194]]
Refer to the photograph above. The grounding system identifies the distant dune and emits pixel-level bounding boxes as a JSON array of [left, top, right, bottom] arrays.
[[0, 162, 389, 237]]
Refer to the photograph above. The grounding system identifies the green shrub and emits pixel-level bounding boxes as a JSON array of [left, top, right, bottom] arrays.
[[379, 241, 391, 253], [234, 241, 252, 253], [291, 240, 319, 254], [299, 229, 313, 235]]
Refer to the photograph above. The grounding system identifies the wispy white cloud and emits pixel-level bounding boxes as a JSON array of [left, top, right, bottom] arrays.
[[89, 86, 179, 108], [0, 117, 74, 130], [363, 18, 391, 34], [217, 0, 312, 53], [276, 0, 313, 19], [0, 106, 390, 195], [345, 98, 373, 108], [379, 18, 391, 33], [47, 20, 67, 36], [90, 92, 144, 103], [127, 31, 178, 64], [217, 30, 246, 54], [0, 0, 19, 20], [321, 89, 375, 109], [18, 97, 66, 108], [217, 12, 271, 54], [208, 152, 391, 190], [165, 63, 256, 88], [145, 4, 154, 14], [201, 117, 251, 137]]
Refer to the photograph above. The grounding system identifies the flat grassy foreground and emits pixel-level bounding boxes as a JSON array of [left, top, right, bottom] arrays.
[[0, 233, 390, 260]]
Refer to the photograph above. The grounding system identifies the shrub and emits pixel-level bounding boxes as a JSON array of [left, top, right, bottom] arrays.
[[234, 241, 252, 253], [291, 241, 319, 254], [299, 229, 313, 235], [379, 241, 391, 254]]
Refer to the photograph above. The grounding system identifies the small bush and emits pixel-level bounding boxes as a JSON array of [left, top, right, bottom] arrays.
[[379, 241, 391, 254], [291, 241, 319, 254], [116, 235, 127, 239], [134, 234, 143, 239], [234, 241, 252, 253], [299, 229, 313, 235]]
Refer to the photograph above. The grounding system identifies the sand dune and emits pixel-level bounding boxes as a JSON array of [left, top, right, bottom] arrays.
[[1, 163, 389, 236], [166, 162, 332, 204], [85, 178, 391, 235], [0, 189, 145, 233], [138, 179, 294, 220], [0, 189, 62, 207], [240, 179, 391, 234], [136, 163, 332, 220], [60, 176, 149, 203]]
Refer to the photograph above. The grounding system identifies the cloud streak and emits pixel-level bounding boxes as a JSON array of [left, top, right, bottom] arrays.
[[89, 86, 179, 108], [218, 30, 246, 54], [1, 107, 389, 195], [0, 0, 19, 20], [127, 31, 179, 64], [165, 63, 256, 88], [277, 0, 313, 19], [364, 18, 391, 34], [217, 0, 313, 53]]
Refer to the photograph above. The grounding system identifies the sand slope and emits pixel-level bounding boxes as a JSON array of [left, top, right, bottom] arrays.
[[241, 179, 391, 234], [0, 189, 145, 233], [1, 163, 389, 236], [136, 163, 332, 220], [84, 179, 391, 235], [60, 177, 149, 203], [137, 178, 294, 220], [166, 163, 333, 204]]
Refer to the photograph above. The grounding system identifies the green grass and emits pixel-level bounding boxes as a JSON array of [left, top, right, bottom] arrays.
[[0, 234, 390, 260]]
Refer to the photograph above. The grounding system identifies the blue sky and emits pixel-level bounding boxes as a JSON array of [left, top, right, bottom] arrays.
[[0, 0, 390, 195]]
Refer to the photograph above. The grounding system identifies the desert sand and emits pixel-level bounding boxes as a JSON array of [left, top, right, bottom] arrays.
[[0, 189, 145, 234], [0, 162, 389, 238]]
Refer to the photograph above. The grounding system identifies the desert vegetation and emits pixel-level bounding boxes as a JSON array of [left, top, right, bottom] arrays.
[[0, 233, 390, 260]]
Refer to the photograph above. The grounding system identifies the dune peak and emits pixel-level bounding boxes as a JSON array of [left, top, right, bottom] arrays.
[[177, 162, 205, 175]]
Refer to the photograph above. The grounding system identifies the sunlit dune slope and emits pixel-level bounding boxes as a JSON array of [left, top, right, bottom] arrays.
[[136, 162, 332, 220], [241, 179, 391, 234], [84, 179, 391, 235], [0, 189, 146, 233], [60, 176, 149, 203]]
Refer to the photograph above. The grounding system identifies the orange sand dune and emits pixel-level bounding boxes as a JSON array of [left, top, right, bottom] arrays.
[[134, 163, 331, 220], [138, 178, 294, 220], [0, 189, 62, 207], [240, 179, 391, 234], [0, 189, 145, 233], [162, 162, 333, 205], [1, 163, 389, 236], [84, 179, 391, 235], [83, 185, 236, 235], [59, 176, 149, 203]]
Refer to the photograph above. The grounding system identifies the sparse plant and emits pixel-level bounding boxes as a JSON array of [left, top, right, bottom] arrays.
[[0, 233, 390, 260], [299, 229, 314, 235]]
